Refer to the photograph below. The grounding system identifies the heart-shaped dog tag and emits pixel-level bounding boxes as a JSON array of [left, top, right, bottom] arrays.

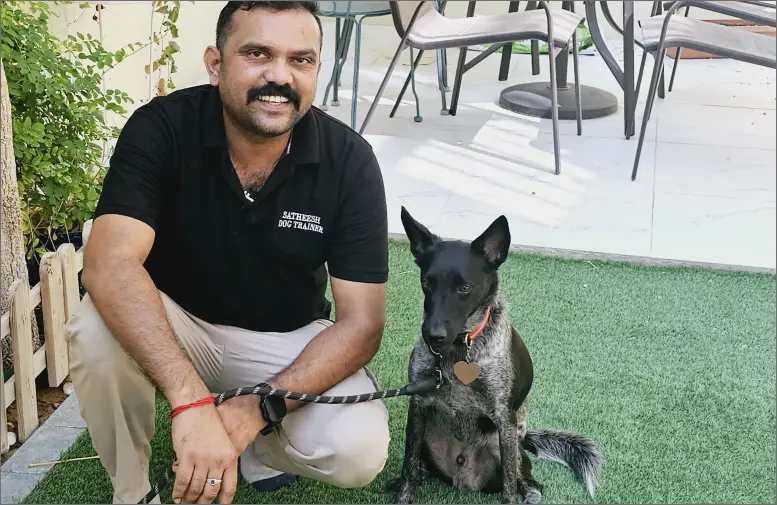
[[453, 361, 481, 385]]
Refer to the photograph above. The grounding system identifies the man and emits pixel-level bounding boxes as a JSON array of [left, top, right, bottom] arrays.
[[66, 2, 391, 503]]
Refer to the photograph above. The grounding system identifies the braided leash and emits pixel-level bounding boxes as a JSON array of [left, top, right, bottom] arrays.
[[138, 366, 444, 504]]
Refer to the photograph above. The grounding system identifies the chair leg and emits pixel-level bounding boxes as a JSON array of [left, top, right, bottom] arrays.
[[547, 46, 561, 175], [320, 18, 353, 110], [436, 49, 449, 114], [389, 49, 425, 118], [409, 48, 423, 122], [350, 18, 363, 130], [334, 20, 354, 105], [629, 48, 649, 138], [631, 45, 666, 137], [320, 25, 341, 110], [441, 48, 450, 90], [358, 41, 408, 135], [667, 6, 690, 93], [572, 27, 582, 136], [668, 48, 682, 92], [632, 47, 666, 181], [448, 47, 468, 116]]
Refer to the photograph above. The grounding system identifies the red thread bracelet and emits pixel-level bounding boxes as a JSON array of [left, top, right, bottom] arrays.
[[169, 396, 215, 419]]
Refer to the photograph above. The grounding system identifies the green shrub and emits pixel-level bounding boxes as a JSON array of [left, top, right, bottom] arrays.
[[1, 1, 136, 259]]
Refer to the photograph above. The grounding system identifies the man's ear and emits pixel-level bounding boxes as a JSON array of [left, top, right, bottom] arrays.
[[471, 215, 511, 269], [203, 45, 221, 86], [401, 206, 438, 260]]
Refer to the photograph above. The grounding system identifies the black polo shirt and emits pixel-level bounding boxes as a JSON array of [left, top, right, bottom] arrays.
[[94, 84, 388, 333]]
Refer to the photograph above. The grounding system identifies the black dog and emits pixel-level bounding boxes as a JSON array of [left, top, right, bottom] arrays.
[[387, 207, 603, 504]]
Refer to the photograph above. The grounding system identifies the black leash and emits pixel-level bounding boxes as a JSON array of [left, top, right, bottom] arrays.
[[138, 348, 445, 504]]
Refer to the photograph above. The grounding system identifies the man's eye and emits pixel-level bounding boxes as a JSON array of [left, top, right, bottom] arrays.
[[294, 58, 312, 64]]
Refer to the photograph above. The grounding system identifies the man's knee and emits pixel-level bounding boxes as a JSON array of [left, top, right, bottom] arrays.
[[327, 402, 391, 488]]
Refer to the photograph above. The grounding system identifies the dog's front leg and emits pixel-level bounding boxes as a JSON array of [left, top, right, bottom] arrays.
[[386, 396, 427, 504], [495, 411, 526, 504]]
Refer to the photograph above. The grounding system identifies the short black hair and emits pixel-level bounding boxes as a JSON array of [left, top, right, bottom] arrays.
[[216, 1, 323, 52]]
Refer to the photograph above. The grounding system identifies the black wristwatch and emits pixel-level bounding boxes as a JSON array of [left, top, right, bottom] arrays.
[[258, 385, 287, 436]]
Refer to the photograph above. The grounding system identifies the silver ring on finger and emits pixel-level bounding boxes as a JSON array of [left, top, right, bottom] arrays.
[[206, 478, 222, 486]]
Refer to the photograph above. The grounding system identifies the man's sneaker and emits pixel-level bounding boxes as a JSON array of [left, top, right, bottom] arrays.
[[251, 472, 297, 492]]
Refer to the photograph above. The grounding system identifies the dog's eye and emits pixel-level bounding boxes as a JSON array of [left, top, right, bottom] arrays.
[[421, 279, 431, 290], [459, 284, 472, 293]]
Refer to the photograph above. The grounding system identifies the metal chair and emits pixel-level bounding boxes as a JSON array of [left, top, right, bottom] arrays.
[[358, 1, 585, 176], [662, 1, 776, 92], [630, 1, 777, 180]]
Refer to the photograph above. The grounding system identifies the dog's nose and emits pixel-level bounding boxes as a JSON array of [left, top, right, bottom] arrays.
[[423, 321, 448, 345], [427, 332, 446, 344]]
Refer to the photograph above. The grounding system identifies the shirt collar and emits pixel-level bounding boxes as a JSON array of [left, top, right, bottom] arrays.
[[202, 84, 321, 166]]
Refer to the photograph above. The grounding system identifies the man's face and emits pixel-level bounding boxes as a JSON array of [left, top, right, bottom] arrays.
[[206, 7, 321, 137]]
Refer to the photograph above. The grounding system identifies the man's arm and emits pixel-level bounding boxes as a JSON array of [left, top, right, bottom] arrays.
[[83, 215, 239, 503], [267, 276, 387, 410], [82, 214, 210, 406], [81, 104, 239, 504]]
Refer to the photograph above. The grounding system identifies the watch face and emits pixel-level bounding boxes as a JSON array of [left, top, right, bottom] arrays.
[[263, 395, 287, 422]]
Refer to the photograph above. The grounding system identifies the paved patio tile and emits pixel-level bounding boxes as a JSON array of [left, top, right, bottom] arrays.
[[651, 192, 776, 270]]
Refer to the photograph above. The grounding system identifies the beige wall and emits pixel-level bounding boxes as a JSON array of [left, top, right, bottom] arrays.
[[45, 1, 738, 131], [46, 1, 226, 129]]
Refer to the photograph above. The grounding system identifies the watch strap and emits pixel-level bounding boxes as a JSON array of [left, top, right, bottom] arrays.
[[257, 383, 287, 436]]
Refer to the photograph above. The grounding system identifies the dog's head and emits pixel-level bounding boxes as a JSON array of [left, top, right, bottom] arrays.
[[400, 206, 511, 350]]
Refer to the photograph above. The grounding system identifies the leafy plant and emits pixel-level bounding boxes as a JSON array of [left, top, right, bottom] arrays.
[[1, 1, 185, 261], [144, 0, 185, 96], [2, 1, 134, 259]]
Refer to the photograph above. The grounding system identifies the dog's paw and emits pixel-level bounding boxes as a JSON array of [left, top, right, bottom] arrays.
[[385, 477, 414, 504]]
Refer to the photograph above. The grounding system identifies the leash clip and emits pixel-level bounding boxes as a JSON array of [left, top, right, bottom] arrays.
[[427, 344, 446, 388]]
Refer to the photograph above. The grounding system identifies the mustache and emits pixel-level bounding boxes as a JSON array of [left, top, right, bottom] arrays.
[[246, 82, 300, 109]]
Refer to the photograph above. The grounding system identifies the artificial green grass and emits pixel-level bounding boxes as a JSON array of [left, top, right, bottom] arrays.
[[22, 241, 776, 504]]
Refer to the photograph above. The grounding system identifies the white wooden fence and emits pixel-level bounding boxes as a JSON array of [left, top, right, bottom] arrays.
[[1, 219, 92, 454]]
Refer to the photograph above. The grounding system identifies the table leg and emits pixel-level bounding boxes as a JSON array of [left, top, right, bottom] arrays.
[[584, 0, 624, 87], [623, 0, 635, 138], [583, 1, 641, 138], [497, 1, 618, 120]]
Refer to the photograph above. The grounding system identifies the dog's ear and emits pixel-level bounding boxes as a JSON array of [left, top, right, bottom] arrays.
[[471, 215, 511, 269], [401, 206, 438, 260]]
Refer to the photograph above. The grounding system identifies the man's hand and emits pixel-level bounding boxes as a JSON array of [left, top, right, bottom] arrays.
[[170, 404, 239, 504], [214, 396, 267, 456]]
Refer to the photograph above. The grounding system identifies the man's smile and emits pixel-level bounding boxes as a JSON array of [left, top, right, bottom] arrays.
[[258, 95, 290, 104]]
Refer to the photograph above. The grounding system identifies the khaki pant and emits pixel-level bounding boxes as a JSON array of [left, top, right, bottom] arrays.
[[66, 291, 390, 503]]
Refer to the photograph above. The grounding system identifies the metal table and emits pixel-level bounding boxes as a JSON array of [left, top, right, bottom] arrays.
[[496, 1, 620, 121], [581, 0, 658, 139]]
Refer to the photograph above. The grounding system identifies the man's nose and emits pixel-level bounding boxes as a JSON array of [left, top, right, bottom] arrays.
[[262, 59, 293, 86]]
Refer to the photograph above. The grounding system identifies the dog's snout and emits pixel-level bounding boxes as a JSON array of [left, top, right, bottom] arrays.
[[427, 332, 446, 343], [422, 320, 448, 345]]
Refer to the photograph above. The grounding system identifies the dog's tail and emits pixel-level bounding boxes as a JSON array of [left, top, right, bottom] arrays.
[[522, 428, 603, 497]]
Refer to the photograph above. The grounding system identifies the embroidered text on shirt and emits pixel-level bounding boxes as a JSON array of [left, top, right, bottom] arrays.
[[278, 211, 324, 234]]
